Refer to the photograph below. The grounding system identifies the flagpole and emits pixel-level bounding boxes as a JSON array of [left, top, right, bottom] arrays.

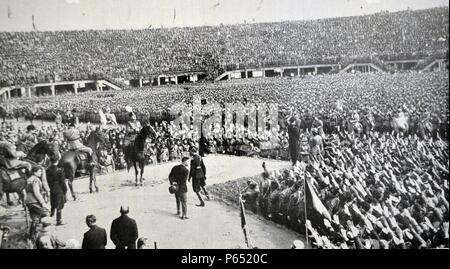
[[304, 175, 309, 249], [237, 181, 251, 249]]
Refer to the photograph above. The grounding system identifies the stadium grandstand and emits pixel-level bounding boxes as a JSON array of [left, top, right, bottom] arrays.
[[0, 6, 448, 100]]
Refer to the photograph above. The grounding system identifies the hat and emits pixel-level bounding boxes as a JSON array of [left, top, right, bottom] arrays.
[[26, 125, 36, 131], [169, 183, 179, 194]]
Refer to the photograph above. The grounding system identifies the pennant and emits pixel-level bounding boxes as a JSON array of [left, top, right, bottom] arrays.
[[305, 177, 331, 225]]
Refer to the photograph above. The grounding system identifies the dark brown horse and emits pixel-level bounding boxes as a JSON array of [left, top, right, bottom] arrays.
[[60, 129, 108, 200], [124, 124, 158, 186], [0, 140, 55, 206]]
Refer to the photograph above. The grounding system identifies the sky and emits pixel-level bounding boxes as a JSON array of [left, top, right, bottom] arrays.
[[0, 0, 448, 31]]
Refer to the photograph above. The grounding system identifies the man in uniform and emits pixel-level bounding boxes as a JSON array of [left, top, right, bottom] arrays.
[[63, 121, 94, 165], [124, 112, 142, 147], [287, 115, 301, 165], [241, 180, 259, 214], [169, 157, 190, 219], [0, 131, 32, 172], [188, 147, 209, 207], [310, 128, 323, 159]]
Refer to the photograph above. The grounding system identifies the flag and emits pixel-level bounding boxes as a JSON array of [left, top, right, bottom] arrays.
[[239, 195, 249, 247], [173, 8, 176, 23], [7, 5, 11, 19], [305, 177, 331, 225], [32, 15, 36, 30]]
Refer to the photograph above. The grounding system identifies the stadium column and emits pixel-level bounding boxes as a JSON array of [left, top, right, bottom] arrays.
[[174, 76, 178, 85], [139, 78, 143, 87], [73, 83, 78, 94], [50, 84, 56, 96], [314, 67, 318, 75]]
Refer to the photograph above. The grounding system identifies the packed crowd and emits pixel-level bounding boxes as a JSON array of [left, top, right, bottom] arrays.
[[241, 128, 449, 249], [6, 70, 449, 137], [1, 7, 448, 86]]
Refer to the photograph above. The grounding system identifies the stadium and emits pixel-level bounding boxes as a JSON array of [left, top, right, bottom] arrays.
[[0, 0, 449, 251]]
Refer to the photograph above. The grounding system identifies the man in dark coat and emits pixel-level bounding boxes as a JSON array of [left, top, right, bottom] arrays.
[[46, 157, 67, 226], [287, 115, 301, 165], [188, 147, 209, 207], [169, 157, 190, 219], [82, 215, 107, 249], [110, 205, 139, 249]]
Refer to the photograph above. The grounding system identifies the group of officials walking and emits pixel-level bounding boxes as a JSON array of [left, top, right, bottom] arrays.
[[169, 147, 210, 219]]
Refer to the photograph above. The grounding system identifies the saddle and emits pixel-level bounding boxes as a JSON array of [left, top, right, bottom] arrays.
[[67, 150, 91, 173], [0, 166, 27, 184]]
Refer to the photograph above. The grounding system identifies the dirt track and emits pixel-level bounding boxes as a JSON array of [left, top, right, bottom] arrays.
[[1, 155, 303, 249]]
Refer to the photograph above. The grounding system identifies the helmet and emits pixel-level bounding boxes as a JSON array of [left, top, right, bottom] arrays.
[[169, 184, 179, 194], [26, 125, 36, 132]]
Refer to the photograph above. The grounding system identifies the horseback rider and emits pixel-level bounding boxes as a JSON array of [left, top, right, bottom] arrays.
[[124, 112, 142, 147], [0, 131, 32, 172], [62, 120, 94, 165]]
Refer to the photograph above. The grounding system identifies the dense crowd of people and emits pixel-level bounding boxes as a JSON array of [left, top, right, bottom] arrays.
[[6, 70, 449, 138], [0, 71, 448, 249], [1, 7, 448, 86], [0, 5, 448, 249], [241, 126, 449, 249]]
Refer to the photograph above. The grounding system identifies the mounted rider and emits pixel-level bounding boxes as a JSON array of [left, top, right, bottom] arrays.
[[124, 107, 142, 147], [62, 120, 94, 165], [0, 131, 32, 172], [98, 107, 118, 129]]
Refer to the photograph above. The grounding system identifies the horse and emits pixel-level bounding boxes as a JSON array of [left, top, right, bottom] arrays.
[[0, 140, 56, 206], [391, 112, 409, 135], [60, 128, 109, 200], [124, 125, 158, 186], [0, 140, 58, 234]]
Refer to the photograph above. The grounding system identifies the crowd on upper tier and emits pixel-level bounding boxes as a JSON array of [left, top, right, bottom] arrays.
[[1, 7, 448, 86]]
